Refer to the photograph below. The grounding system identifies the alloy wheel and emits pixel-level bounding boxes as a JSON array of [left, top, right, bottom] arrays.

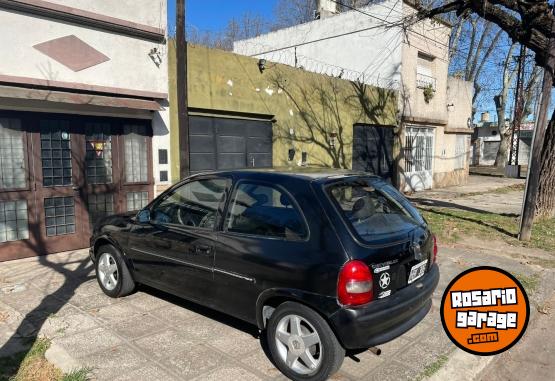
[[275, 314, 323, 375], [97, 252, 119, 291]]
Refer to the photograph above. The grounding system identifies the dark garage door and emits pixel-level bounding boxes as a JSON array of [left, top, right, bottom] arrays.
[[352, 124, 394, 182], [189, 116, 273, 172]]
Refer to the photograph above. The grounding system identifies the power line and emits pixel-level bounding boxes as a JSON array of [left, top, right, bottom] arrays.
[[329, 0, 450, 48]]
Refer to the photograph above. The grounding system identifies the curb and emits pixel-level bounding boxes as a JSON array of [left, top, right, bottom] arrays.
[[45, 341, 83, 374], [426, 349, 494, 381]]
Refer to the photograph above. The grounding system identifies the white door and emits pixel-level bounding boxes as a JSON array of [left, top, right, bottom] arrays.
[[403, 127, 434, 192]]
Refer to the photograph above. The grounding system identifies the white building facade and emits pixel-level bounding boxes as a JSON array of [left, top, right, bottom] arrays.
[[235, 0, 473, 192], [0, 0, 170, 260]]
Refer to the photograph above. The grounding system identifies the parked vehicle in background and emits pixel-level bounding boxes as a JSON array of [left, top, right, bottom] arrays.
[[90, 168, 439, 381]]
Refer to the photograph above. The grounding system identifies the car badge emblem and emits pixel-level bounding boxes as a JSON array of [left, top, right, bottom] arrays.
[[411, 243, 423, 261], [379, 272, 391, 289]]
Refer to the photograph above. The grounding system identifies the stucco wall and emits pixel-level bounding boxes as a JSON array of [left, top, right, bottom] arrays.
[[169, 43, 398, 182], [433, 126, 470, 186], [400, 3, 451, 125], [46, 0, 166, 28], [0, 10, 168, 94], [234, 0, 403, 89], [446, 77, 474, 130]]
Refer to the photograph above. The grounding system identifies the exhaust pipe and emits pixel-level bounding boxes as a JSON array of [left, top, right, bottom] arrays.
[[369, 347, 382, 356]]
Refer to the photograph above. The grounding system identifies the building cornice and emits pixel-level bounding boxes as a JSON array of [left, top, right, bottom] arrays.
[[0, 74, 168, 100], [0, 0, 166, 43], [403, 0, 453, 28]]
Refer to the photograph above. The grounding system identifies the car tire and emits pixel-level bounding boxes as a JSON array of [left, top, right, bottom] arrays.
[[95, 245, 135, 298], [267, 301, 345, 381]]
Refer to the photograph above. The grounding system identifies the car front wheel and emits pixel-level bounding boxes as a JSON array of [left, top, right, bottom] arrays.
[[267, 302, 345, 381], [95, 245, 135, 298]]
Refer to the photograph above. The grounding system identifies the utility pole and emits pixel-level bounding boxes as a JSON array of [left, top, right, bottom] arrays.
[[519, 14, 555, 241], [507, 45, 527, 177], [176, 0, 190, 179]]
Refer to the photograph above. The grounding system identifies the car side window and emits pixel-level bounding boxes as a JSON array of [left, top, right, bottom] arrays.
[[151, 178, 229, 229], [225, 182, 307, 240]]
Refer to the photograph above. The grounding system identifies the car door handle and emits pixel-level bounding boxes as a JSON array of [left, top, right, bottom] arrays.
[[155, 241, 172, 250], [192, 245, 212, 255]]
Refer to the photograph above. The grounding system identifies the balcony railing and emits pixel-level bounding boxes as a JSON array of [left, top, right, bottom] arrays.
[[416, 73, 437, 90]]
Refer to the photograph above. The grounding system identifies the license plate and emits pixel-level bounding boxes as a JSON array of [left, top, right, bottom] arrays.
[[408, 260, 428, 284]]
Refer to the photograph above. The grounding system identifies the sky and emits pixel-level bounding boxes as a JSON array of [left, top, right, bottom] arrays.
[[167, 0, 278, 35]]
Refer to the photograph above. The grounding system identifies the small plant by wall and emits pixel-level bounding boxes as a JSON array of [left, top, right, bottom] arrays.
[[423, 84, 435, 103]]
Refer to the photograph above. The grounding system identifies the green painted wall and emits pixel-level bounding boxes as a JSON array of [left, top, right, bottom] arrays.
[[169, 42, 398, 182]]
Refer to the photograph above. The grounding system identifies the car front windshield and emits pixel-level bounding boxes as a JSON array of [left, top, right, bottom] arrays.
[[328, 180, 420, 242]]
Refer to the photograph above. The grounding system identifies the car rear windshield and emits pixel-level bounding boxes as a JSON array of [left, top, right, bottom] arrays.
[[327, 179, 422, 242]]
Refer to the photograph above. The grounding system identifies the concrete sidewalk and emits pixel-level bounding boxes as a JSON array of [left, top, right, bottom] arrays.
[[1, 242, 551, 381], [410, 175, 525, 215]]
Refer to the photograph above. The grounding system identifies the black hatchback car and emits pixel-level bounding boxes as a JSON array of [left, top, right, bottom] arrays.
[[90, 169, 439, 381]]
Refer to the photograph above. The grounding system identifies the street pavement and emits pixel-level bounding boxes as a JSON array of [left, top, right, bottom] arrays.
[[0, 242, 551, 381]]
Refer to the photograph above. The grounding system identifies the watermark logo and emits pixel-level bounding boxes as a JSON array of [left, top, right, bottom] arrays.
[[440, 266, 529, 355]]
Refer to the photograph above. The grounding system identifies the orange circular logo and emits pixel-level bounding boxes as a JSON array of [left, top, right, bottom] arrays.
[[441, 267, 529, 355]]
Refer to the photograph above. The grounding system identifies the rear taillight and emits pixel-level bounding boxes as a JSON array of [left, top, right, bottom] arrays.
[[338, 260, 373, 306], [432, 234, 438, 263]]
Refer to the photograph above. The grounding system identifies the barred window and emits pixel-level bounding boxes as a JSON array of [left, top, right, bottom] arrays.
[[44, 197, 75, 236], [88, 194, 114, 226], [127, 192, 149, 212], [124, 124, 148, 183], [40, 120, 72, 187], [86, 123, 113, 184], [0, 118, 26, 189], [0, 200, 29, 243]]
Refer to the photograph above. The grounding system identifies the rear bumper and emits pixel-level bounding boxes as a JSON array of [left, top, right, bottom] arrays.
[[329, 263, 439, 349]]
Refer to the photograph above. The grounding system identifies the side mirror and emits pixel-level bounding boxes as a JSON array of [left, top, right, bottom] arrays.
[[137, 209, 151, 224]]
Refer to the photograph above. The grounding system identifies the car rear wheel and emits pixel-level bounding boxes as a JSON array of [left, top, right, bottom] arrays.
[[267, 302, 345, 381], [95, 245, 135, 298]]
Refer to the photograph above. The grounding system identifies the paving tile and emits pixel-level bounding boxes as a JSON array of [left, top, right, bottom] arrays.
[[38, 312, 100, 339], [112, 313, 168, 340], [396, 343, 442, 373], [150, 304, 202, 324], [240, 348, 282, 379], [163, 344, 227, 380], [369, 360, 421, 381], [89, 302, 143, 324], [418, 329, 455, 354], [68, 291, 124, 311], [378, 335, 412, 356], [192, 366, 263, 381], [83, 345, 145, 380], [1, 291, 48, 315], [133, 329, 196, 359], [0, 330, 33, 357], [54, 327, 123, 359], [113, 364, 177, 381], [403, 320, 433, 340], [72, 279, 104, 297], [329, 371, 354, 381], [206, 327, 261, 358], [177, 316, 232, 343], [126, 293, 175, 311], [341, 350, 384, 379]]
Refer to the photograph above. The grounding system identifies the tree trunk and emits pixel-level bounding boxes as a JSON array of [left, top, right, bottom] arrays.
[[536, 110, 555, 217], [494, 127, 511, 168]]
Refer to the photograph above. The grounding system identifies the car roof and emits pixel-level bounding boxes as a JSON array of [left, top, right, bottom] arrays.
[[188, 167, 379, 184]]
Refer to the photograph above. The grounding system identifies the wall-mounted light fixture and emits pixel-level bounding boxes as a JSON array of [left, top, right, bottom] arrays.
[[258, 58, 267, 73], [149, 47, 162, 67], [446, 103, 455, 111], [288, 148, 296, 161], [329, 132, 338, 149]]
